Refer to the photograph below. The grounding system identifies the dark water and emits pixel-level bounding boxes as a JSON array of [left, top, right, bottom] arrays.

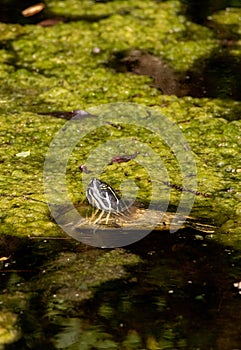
[[0, 0, 46, 24], [179, 0, 241, 24], [1, 231, 241, 349]]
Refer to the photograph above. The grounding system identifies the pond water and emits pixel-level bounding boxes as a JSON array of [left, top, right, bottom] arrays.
[[1, 231, 241, 350]]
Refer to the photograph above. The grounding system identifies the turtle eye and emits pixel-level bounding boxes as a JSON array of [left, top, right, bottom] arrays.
[[100, 184, 108, 190]]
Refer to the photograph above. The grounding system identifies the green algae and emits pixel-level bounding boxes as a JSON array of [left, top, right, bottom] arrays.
[[1, 3, 241, 347], [0, 0, 219, 113], [0, 310, 20, 346], [0, 0, 241, 244], [0, 112, 65, 237]]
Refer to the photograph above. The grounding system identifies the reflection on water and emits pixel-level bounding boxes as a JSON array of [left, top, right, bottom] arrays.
[[1, 232, 241, 349]]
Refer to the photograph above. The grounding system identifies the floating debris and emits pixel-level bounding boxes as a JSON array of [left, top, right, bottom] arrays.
[[79, 165, 92, 174], [16, 150, 30, 158], [0, 256, 10, 262], [39, 110, 96, 120], [162, 181, 212, 198], [110, 152, 139, 164], [22, 3, 45, 17], [233, 281, 241, 294], [37, 17, 64, 27]]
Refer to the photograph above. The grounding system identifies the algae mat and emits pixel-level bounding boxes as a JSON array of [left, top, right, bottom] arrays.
[[1, 0, 241, 348], [0, 0, 241, 248]]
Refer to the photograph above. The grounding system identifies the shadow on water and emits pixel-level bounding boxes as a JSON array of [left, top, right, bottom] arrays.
[[108, 45, 241, 102], [1, 230, 241, 349], [1, 0, 240, 25], [178, 0, 241, 24], [0, 0, 47, 25], [188, 47, 241, 101], [0, 0, 124, 26], [0, 0, 112, 25]]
